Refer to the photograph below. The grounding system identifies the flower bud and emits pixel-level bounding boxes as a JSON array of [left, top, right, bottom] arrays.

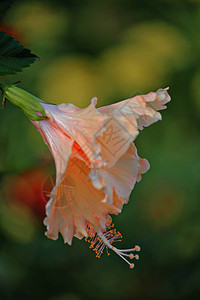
[[0, 82, 47, 121]]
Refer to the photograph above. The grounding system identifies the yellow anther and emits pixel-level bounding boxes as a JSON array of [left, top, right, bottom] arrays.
[[129, 263, 134, 269], [135, 245, 141, 251]]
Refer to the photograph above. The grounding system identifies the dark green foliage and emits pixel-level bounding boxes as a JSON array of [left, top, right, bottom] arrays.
[[0, 31, 38, 75]]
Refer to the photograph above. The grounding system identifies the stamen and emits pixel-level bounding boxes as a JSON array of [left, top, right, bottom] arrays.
[[85, 220, 140, 269]]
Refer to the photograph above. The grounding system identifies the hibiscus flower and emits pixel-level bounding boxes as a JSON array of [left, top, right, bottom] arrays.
[[1, 83, 170, 268], [33, 88, 170, 268]]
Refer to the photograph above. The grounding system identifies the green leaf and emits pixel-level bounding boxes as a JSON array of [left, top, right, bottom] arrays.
[[0, 31, 38, 76]]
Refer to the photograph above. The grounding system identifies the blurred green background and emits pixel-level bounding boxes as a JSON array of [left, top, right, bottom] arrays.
[[0, 0, 200, 299]]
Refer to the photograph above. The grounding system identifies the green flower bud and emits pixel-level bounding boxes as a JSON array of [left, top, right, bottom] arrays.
[[0, 82, 47, 121]]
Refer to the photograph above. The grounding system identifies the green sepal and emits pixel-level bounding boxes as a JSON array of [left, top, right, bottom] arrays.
[[0, 82, 48, 121]]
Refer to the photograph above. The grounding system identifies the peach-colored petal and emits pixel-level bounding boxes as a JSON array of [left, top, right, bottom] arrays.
[[32, 119, 73, 185], [41, 98, 108, 169], [137, 156, 150, 182], [96, 143, 150, 205], [96, 88, 170, 168], [44, 149, 121, 245]]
